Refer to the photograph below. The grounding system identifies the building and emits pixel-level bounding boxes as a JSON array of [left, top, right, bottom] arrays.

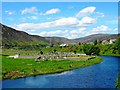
[[102, 40, 109, 44], [60, 44, 68, 47], [102, 39, 116, 44], [86, 42, 94, 44], [109, 39, 116, 44]]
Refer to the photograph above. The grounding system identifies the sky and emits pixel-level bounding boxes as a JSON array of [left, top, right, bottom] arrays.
[[2, 2, 118, 39]]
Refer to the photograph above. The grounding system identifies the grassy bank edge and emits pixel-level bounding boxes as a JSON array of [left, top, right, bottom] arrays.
[[100, 54, 120, 57], [116, 73, 120, 88], [2, 57, 103, 80]]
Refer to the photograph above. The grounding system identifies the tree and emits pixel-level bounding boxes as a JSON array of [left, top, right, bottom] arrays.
[[83, 44, 100, 55], [53, 49, 57, 53], [50, 44, 54, 47], [73, 50, 77, 54], [40, 51, 43, 55], [83, 44, 93, 55], [113, 37, 120, 54], [92, 46, 100, 55], [94, 39, 97, 45], [78, 42, 81, 45], [98, 40, 102, 44]]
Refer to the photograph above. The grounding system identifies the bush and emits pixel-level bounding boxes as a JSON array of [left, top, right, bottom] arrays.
[[114, 37, 120, 54], [83, 44, 100, 55]]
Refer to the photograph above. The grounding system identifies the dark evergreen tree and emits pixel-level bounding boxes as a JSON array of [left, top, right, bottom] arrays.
[[94, 39, 97, 45], [40, 51, 43, 55]]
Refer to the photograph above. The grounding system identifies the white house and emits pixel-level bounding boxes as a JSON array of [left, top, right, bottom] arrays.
[[102, 39, 116, 44], [8, 54, 19, 58], [102, 40, 109, 44], [109, 39, 116, 44], [60, 44, 68, 47]]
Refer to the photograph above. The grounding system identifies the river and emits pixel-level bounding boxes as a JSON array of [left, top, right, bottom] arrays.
[[2, 56, 120, 88]]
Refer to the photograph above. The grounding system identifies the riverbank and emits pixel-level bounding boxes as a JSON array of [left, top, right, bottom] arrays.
[[100, 54, 120, 57], [116, 73, 120, 88], [2, 56, 103, 80]]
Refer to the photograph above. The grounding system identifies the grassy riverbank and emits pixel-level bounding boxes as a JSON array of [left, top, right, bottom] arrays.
[[116, 73, 120, 88], [2, 56, 103, 80], [100, 54, 120, 57]]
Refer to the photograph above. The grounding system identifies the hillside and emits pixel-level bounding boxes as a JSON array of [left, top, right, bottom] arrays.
[[45, 37, 74, 45], [1, 23, 118, 48], [1, 24, 49, 47], [74, 34, 118, 44], [1, 24, 73, 48]]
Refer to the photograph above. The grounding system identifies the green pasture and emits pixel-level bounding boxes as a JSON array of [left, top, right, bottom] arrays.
[[2, 56, 103, 80]]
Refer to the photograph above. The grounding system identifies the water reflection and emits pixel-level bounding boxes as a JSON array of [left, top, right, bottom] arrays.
[[25, 76, 48, 87], [49, 71, 74, 76]]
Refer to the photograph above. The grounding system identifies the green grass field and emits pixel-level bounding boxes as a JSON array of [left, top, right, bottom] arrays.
[[2, 44, 120, 57], [2, 49, 40, 56], [2, 56, 103, 80]]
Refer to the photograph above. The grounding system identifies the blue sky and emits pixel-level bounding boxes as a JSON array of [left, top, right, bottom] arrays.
[[2, 2, 118, 39]]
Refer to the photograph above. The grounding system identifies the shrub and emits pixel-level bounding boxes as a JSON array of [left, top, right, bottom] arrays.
[[83, 44, 100, 55]]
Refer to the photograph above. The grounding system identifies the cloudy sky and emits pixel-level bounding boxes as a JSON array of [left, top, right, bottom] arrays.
[[2, 2, 118, 39]]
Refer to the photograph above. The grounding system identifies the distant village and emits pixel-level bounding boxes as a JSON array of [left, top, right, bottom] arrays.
[[101, 39, 116, 44], [59, 39, 116, 47]]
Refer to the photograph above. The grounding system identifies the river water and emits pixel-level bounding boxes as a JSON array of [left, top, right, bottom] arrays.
[[2, 56, 120, 88]]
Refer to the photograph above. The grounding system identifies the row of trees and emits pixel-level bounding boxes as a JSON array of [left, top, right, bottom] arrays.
[[46, 37, 120, 56], [84, 37, 120, 55]]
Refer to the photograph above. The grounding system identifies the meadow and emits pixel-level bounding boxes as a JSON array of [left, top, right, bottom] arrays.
[[2, 56, 102, 80]]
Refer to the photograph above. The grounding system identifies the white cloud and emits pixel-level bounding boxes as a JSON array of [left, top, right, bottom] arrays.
[[21, 7, 38, 14], [28, 16, 38, 20], [43, 8, 60, 15], [38, 28, 86, 39], [77, 17, 96, 26], [39, 30, 68, 36], [113, 28, 118, 31], [85, 25, 111, 36], [92, 25, 111, 32], [94, 12, 104, 17], [5, 10, 15, 15], [14, 16, 96, 31], [13, 17, 79, 30], [14, 24, 112, 39], [68, 28, 86, 39], [70, 28, 86, 34], [11, 6, 106, 39], [30, 29, 36, 32], [76, 6, 96, 17], [69, 25, 112, 38], [16, 6, 102, 32], [28, 25, 113, 39]]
